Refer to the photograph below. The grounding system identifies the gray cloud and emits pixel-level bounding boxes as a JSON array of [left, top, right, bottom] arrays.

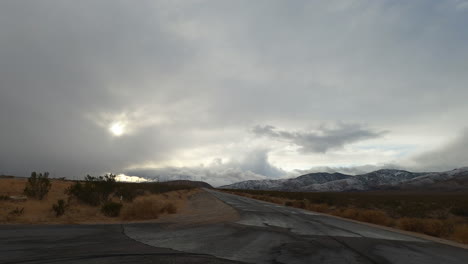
[[252, 124, 386, 153], [290, 164, 402, 176], [124, 149, 285, 187], [411, 128, 468, 171], [0, 1, 467, 183]]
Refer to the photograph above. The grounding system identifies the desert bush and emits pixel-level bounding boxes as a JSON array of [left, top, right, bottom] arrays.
[[9, 207, 24, 216], [52, 199, 67, 217], [101, 201, 123, 217], [24, 172, 51, 200], [161, 203, 177, 214], [308, 203, 329, 212], [340, 208, 360, 219], [398, 218, 449, 237], [358, 210, 391, 226], [114, 185, 137, 202], [66, 174, 116, 206], [120, 199, 176, 220], [451, 205, 468, 217], [453, 224, 468, 244]]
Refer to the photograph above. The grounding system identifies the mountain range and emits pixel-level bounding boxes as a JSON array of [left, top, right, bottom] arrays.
[[220, 168, 468, 192]]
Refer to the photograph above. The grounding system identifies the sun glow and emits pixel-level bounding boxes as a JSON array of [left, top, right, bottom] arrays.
[[109, 122, 125, 136]]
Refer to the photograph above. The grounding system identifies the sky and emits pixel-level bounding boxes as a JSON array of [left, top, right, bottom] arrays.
[[1, 0, 468, 186]]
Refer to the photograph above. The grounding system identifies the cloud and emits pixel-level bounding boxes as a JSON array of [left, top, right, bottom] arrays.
[[410, 128, 468, 171], [0, 1, 467, 184], [252, 124, 386, 153], [124, 149, 285, 186], [290, 164, 402, 176]]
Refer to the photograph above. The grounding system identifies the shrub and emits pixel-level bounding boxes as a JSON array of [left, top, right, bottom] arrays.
[[9, 207, 24, 216], [121, 199, 164, 220], [358, 210, 391, 226], [162, 203, 177, 214], [66, 174, 116, 206], [114, 186, 137, 202], [308, 203, 329, 213], [52, 199, 67, 217], [101, 201, 123, 217], [451, 205, 468, 217], [335, 208, 391, 226], [398, 218, 449, 237], [24, 172, 51, 200], [453, 224, 468, 244]]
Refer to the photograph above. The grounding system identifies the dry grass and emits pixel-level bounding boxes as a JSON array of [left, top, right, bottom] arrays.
[[334, 208, 392, 226], [121, 192, 181, 220], [0, 178, 193, 224], [452, 225, 468, 243], [397, 218, 449, 237]]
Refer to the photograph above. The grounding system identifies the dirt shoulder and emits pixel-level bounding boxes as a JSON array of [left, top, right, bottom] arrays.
[[151, 189, 240, 228]]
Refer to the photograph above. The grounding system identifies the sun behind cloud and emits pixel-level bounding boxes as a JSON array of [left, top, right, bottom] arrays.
[[109, 122, 125, 136]]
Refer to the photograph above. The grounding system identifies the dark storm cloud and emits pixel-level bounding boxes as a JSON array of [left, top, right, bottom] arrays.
[[252, 124, 386, 153]]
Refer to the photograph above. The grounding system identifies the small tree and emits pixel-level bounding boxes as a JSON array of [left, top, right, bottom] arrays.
[[24, 172, 51, 200]]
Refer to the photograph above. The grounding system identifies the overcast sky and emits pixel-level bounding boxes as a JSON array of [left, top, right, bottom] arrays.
[[1, 0, 467, 186]]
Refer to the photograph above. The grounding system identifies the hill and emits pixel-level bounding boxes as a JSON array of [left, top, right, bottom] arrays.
[[220, 168, 468, 192], [162, 180, 213, 189]]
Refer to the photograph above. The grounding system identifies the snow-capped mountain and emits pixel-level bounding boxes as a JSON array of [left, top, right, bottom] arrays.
[[387, 167, 468, 191], [279, 172, 351, 190], [220, 172, 352, 191], [301, 169, 424, 191], [220, 168, 468, 192]]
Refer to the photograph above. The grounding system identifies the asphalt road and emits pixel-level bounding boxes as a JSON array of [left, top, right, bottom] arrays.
[[0, 223, 241, 264], [2, 189, 468, 264], [126, 189, 468, 264]]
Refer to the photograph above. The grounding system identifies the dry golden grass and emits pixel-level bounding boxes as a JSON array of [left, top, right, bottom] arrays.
[[121, 191, 183, 220], [397, 218, 449, 237], [0, 178, 73, 223], [452, 225, 468, 243], [335, 208, 392, 226], [0, 178, 193, 224], [307, 203, 329, 212]]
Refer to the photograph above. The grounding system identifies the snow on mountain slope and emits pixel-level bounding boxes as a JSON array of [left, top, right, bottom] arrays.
[[220, 172, 351, 191], [220, 168, 468, 192], [390, 167, 468, 190], [301, 169, 424, 191]]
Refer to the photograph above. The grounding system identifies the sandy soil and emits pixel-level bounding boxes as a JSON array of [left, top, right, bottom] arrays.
[[151, 189, 240, 228]]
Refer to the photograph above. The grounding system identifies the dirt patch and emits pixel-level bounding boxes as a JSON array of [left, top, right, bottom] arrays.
[[152, 190, 240, 228]]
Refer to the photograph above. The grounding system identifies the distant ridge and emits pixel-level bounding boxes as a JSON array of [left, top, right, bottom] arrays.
[[162, 180, 213, 189], [220, 168, 468, 192]]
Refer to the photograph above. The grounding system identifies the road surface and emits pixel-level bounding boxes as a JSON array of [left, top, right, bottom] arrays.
[[2, 189, 468, 263], [126, 189, 468, 263]]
